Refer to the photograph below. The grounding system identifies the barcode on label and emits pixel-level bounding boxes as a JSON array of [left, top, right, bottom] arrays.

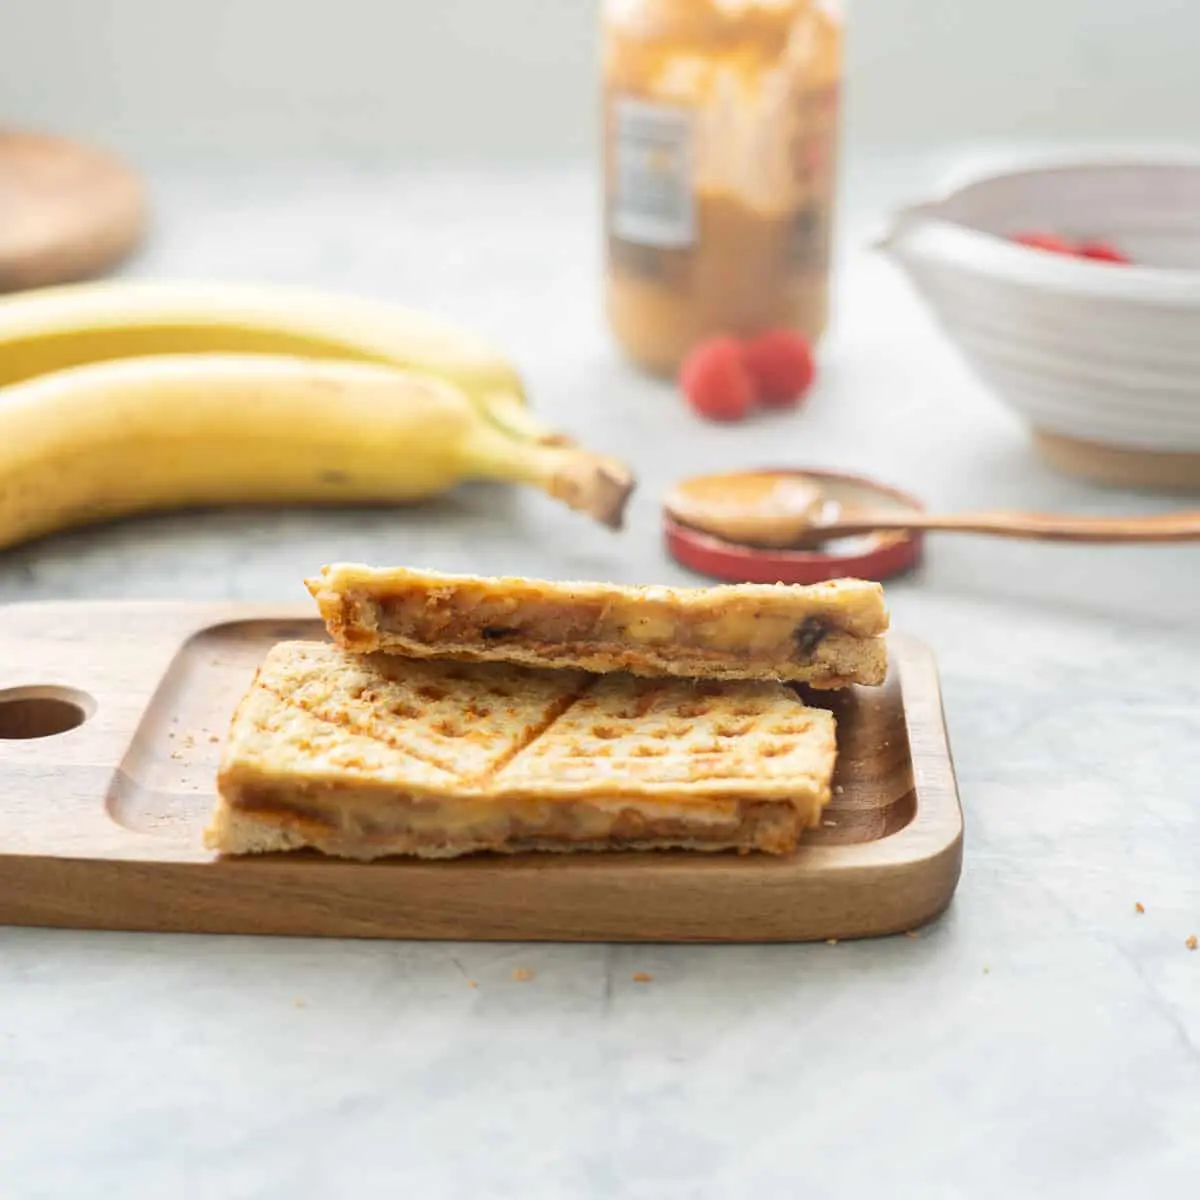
[[610, 97, 695, 249]]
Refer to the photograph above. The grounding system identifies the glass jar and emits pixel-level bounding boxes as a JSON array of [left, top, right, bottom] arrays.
[[601, 0, 843, 377]]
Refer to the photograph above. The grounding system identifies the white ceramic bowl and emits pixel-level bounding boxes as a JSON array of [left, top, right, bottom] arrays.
[[876, 157, 1200, 486]]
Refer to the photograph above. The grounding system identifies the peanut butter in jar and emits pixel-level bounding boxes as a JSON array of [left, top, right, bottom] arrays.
[[602, 0, 842, 377]]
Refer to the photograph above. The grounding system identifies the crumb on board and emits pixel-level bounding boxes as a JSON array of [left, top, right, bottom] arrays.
[[631, 972, 653, 983], [834, 785, 844, 795], [821, 819, 837, 827], [1187, 935, 1198, 952], [1135, 902, 1145, 914], [209, 734, 220, 744], [511, 967, 534, 982]]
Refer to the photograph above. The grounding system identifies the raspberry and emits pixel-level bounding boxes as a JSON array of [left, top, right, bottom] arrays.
[[678, 337, 755, 423], [1077, 239, 1131, 265], [1010, 231, 1076, 254], [739, 328, 816, 408]]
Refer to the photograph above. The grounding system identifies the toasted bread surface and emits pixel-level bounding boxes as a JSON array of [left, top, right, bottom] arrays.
[[207, 641, 838, 860]]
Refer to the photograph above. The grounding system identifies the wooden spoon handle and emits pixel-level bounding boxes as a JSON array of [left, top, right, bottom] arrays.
[[838, 510, 1200, 543]]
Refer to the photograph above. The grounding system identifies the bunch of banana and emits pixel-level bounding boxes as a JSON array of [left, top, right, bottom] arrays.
[[0, 280, 634, 552]]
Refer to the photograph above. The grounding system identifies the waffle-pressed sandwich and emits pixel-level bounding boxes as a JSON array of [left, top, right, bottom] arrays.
[[205, 640, 839, 861], [305, 563, 888, 688]]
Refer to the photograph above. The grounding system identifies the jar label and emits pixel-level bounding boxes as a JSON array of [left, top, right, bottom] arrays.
[[608, 96, 696, 249]]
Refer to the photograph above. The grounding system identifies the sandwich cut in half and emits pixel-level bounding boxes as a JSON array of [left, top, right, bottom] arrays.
[[205, 641, 839, 861], [305, 563, 889, 688]]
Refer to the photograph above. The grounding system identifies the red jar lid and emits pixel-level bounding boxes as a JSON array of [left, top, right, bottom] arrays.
[[662, 467, 925, 585]]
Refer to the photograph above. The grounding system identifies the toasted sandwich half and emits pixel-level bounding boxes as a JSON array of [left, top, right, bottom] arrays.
[[205, 641, 838, 861], [305, 563, 888, 688]]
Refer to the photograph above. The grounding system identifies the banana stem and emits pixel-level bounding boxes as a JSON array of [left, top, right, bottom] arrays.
[[461, 418, 635, 530]]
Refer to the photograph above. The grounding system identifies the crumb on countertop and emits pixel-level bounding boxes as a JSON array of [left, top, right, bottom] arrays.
[[1135, 901, 1145, 914], [632, 972, 653, 983], [468, 980, 478, 989], [1187, 935, 1198, 952], [904, 930, 919, 940], [511, 967, 534, 982], [825, 938, 838, 946], [293, 997, 305, 1008], [209, 734, 220, 744]]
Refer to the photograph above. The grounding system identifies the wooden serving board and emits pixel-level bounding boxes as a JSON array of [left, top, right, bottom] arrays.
[[0, 602, 963, 942], [0, 128, 147, 292]]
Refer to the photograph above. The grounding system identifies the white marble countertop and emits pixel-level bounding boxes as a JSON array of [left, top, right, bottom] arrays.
[[1, 152, 1198, 1198]]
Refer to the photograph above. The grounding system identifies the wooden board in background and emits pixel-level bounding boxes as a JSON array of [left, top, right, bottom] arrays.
[[0, 128, 147, 292], [0, 602, 963, 942]]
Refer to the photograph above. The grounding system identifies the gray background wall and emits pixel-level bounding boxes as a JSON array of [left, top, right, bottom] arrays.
[[0, 0, 1196, 163]]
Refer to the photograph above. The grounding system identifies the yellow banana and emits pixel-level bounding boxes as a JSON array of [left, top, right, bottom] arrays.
[[0, 353, 633, 552], [0, 279, 560, 444]]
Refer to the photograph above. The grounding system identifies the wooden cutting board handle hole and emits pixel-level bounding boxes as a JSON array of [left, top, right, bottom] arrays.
[[0, 687, 95, 739]]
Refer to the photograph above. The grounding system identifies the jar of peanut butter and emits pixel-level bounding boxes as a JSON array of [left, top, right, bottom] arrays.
[[602, 0, 842, 377]]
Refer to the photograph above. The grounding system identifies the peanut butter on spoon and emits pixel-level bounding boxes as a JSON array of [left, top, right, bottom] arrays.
[[664, 470, 833, 547], [662, 468, 931, 584]]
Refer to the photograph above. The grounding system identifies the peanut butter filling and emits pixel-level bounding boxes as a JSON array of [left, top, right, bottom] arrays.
[[225, 783, 802, 858], [369, 592, 835, 665]]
